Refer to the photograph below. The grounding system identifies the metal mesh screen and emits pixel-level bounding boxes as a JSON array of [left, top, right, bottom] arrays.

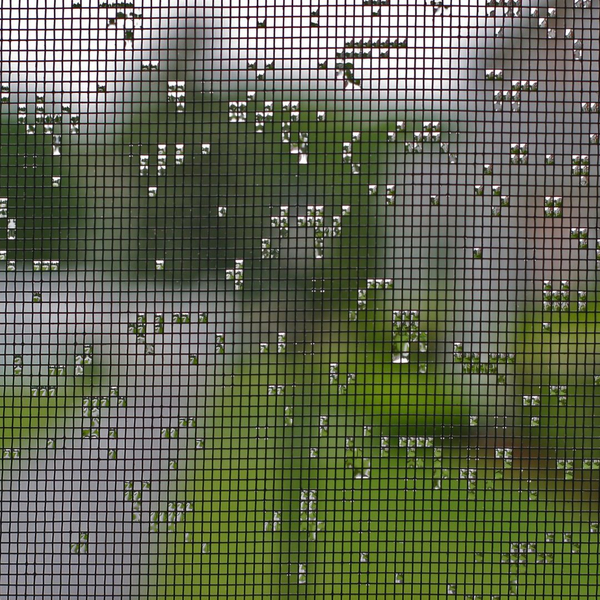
[[1, 2, 600, 598]]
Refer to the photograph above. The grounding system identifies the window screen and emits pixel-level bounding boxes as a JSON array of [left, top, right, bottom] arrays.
[[1, 2, 599, 598]]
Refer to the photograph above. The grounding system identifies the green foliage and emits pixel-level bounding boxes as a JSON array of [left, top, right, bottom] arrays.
[[0, 119, 81, 261], [0, 390, 80, 451]]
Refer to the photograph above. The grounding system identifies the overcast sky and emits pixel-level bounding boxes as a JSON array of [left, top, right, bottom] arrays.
[[0, 0, 523, 122]]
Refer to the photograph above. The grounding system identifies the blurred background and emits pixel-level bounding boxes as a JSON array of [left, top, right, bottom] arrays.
[[1, 1, 600, 598]]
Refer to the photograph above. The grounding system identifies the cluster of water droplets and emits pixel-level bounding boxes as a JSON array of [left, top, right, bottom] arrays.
[[2, 0, 600, 597]]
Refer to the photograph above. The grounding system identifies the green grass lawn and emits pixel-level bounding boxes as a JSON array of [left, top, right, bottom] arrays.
[[0, 383, 91, 454], [146, 356, 600, 599], [145, 295, 600, 599]]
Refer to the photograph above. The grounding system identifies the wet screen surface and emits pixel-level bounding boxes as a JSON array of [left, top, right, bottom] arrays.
[[1, 1, 600, 598]]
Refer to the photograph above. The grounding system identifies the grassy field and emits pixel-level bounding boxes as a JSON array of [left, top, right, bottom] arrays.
[[146, 327, 600, 598]]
